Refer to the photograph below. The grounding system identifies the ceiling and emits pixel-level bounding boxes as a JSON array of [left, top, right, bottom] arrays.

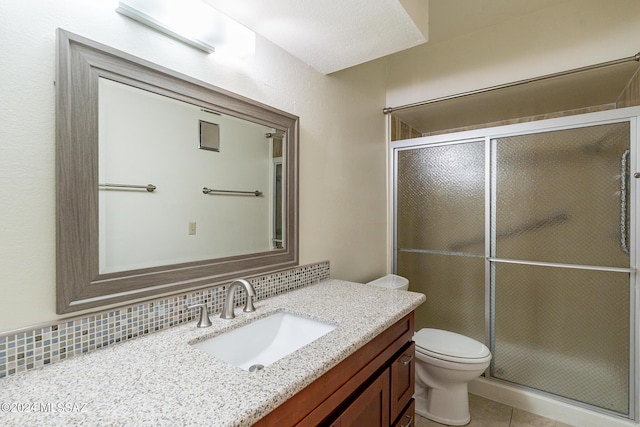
[[427, 0, 569, 44], [203, 0, 569, 74], [203, 0, 427, 74]]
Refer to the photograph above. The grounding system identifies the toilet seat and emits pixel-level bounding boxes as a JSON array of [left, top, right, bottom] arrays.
[[414, 328, 491, 364]]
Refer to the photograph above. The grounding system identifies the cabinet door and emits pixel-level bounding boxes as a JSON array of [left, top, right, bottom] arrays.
[[390, 342, 415, 422], [331, 368, 390, 427]]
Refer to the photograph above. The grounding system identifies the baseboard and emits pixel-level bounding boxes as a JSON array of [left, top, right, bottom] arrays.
[[468, 377, 637, 427]]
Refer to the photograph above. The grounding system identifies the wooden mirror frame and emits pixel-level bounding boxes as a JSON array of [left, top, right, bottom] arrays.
[[56, 29, 299, 314]]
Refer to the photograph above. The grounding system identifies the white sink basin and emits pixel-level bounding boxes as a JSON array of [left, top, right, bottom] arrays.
[[192, 312, 336, 371]]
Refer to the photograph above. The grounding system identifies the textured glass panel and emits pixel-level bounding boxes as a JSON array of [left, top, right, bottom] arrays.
[[493, 122, 630, 267], [493, 263, 630, 414], [397, 142, 485, 254], [398, 251, 485, 343]]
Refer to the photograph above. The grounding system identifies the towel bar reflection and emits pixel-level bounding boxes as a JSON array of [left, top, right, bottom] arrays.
[[99, 183, 157, 192], [202, 187, 262, 196]]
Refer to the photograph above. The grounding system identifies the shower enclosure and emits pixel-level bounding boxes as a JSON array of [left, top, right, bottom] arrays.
[[392, 109, 638, 419]]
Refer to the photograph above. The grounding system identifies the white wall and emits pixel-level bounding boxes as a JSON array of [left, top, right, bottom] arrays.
[[386, 0, 640, 108], [0, 0, 388, 332]]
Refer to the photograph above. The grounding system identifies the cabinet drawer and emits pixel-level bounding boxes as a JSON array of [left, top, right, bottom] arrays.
[[392, 399, 415, 427], [390, 342, 415, 422]]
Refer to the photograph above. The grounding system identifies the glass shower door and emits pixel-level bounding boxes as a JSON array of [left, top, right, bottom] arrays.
[[396, 141, 486, 342], [491, 122, 632, 415]]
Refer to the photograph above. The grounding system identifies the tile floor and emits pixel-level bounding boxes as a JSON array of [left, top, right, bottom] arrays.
[[415, 394, 574, 427]]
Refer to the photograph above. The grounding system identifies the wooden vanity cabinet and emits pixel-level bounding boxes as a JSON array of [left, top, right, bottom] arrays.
[[254, 312, 416, 427]]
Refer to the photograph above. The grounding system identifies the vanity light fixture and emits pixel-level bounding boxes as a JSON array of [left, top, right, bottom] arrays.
[[116, 0, 255, 57]]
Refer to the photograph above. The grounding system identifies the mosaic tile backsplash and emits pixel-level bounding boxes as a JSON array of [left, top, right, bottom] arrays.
[[0, 261, 330, 378]]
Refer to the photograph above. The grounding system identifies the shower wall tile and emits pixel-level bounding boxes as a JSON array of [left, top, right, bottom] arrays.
[[391, 116, 422, 141], [422, 104, 616, 137], [0, 261, 330, 378]]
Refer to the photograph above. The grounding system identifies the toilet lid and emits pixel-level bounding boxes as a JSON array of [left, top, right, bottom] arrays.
[[414, 328, 491, 360]]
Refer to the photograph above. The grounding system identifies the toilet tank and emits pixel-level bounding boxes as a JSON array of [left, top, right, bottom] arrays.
[[366, 274, 409, 291]]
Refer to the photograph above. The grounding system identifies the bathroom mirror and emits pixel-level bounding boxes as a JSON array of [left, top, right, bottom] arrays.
[[56, 29, 298, 314]]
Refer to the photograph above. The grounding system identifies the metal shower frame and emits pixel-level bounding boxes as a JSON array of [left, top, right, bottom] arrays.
[[388, 106, 640, 422]]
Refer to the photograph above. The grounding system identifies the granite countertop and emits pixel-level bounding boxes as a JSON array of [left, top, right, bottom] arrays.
[[0, 279, 425, 427]]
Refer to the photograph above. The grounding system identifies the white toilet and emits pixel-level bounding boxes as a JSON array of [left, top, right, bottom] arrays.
[[367, 274, 491, 426], [413, 328, 491, 425]]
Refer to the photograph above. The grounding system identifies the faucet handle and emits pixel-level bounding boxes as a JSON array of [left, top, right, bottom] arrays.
[[187, 303, 212, 328]]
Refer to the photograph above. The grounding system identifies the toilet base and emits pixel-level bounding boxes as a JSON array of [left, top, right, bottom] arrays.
[[414, 385, 471, 426]]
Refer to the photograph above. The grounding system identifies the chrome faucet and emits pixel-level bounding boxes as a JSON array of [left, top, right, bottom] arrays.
[[220, 279, 256, 319]]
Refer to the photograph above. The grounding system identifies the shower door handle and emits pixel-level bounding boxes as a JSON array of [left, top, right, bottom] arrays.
[[620, 150, 630, 255]]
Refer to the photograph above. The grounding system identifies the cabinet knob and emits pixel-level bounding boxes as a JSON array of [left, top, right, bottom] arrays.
[[399, 354, 413, 365], [635, 172, 640, 179]]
